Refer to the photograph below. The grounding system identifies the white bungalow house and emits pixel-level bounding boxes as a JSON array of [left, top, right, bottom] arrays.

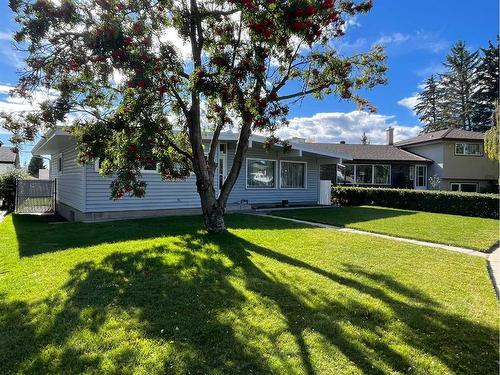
[[31, 128, 350, 222]]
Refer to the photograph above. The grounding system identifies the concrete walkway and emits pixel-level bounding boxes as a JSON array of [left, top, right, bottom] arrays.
[[0, 210, 7, 223], [488, 247, 500, 299], [259, 213, 499, 298]]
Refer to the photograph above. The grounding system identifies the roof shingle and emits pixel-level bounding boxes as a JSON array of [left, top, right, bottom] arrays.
[[306, 143, 432, 162], [395, 128, 485, 146], [0, 146, 18, 163]]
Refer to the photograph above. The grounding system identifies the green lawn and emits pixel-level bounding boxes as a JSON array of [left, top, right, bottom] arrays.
[[271, 206, 500, 252], [0, 213, 498, 374]]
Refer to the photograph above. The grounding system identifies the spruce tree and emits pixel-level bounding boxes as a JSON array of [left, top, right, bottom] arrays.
[[472, 40, 499, 130], [413, 75, 447, 132], [28, 156, 45, 178], [440, 41, 480, 130]]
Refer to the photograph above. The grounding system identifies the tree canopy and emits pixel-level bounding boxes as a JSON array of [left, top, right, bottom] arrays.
[[2, 0, 386, 231]]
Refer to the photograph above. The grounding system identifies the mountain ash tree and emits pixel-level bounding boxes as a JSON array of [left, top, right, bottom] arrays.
[[2, 0, 386, 232]]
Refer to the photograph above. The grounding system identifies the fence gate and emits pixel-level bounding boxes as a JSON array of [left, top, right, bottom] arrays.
[[15, 179, 56, 214]]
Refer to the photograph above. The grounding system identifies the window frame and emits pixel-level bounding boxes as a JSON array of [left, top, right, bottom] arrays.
[[450, 182, 478, 192], [279, 160, 307, 189], [338, 164, 391, 186], [57, 153, 63, 175], [373, 164, 391, 185], [141, 162, 160, 174], [245, 157, 277, 190], [454, 142, 484, 157]]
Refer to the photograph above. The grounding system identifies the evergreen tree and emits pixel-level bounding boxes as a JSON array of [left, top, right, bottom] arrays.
[[472, 40, 499, 130], [440, 41, 480, 130], [28, 156, 45, 178], [413, 75, 447, 132]]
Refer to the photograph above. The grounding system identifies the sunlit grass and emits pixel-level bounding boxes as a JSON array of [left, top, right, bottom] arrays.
[[272, 206, 499, 251], [0, 213, 498, 374]]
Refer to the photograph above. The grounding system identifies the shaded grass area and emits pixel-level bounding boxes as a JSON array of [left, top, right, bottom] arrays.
[[271, 206, 500, 252], [0, 213, 498, 374]]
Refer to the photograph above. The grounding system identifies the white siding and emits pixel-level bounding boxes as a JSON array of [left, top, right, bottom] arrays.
[[226, 143, 320, 205], [85, 165, 201, 212], [51, 143, 85, 211]]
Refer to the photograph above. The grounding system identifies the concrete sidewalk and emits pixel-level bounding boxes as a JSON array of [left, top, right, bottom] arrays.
[[258, 213, 499, 298]]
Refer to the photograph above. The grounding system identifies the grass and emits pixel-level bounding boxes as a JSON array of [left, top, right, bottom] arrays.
[[271, 206, 500, 252], [0, 213, 498, 374]]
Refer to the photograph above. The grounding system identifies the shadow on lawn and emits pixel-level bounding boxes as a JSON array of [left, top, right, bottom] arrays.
[[11, 212, 305, 257], [1, 229, 498, 374]]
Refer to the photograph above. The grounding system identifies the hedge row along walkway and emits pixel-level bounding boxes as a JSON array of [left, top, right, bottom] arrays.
[[259, 213, 500, 298]]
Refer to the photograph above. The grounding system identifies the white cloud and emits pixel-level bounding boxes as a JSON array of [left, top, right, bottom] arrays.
[[374, 31, 448, 54], [0, 83, 60, 134], [276, 110, 421, 144], [416, 63, 446, 77], [397, 94, 419, 114], [0, 32, 11, 41], [375, 32, 410, 45]]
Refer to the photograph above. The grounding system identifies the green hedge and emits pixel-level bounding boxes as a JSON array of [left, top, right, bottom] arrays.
[[0, 169, 30, 211], [332, 186, 499, 219]]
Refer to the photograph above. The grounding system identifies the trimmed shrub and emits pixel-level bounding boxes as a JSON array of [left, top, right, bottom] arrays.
[[0, 169, 30, 211], [332, 186, 499, 219]]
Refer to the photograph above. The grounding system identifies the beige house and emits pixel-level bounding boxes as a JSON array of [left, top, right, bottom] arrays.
[[395, 128, 498, 192]]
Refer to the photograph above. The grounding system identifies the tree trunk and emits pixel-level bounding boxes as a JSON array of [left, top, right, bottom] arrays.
[[197, 178, 226, 233]]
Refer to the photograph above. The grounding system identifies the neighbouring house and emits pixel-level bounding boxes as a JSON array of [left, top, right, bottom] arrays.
[[31, 128, 350, 222], [394, 128, 499, 192], [309, 127, 499, 193], [0, 146, 20, 173]]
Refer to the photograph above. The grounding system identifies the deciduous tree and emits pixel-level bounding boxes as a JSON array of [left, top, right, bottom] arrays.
[[2, 0, 386, 232]]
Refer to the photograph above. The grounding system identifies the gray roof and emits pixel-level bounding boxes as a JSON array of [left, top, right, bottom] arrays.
[[307, 143, 432, 162], [0, 146, 18, 163], [395, 128, 485, 146]]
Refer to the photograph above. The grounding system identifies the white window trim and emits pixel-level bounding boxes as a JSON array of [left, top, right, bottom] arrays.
[[279, 160, 307, 189], [245, 157, 278, 190], [415, 164, 427, 188], [454, 142, 484, 156], [218, 143, 228, 192], [57, 153, 63, 175], [141, 163, 160, 174], [450, 182, 478, 192]]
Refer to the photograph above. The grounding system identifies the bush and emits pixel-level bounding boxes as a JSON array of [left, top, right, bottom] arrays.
[[0, 169, 30, 211], [332, 186, 499, 219]]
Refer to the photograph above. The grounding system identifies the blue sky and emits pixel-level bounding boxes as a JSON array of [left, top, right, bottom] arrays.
[[0, 0, 498, 165]]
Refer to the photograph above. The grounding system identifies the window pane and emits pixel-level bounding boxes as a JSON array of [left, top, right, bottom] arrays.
[[247, 159, 275, 188], [355, 165, 372, 184], [281, 162, 305, 188], [344, 165, 354, 184], [451, 184, 460, 191], [460, 183, 477, 192], [465, 143, 482, 156], [374, 165, 390, 184], [455, 143, 464, 155]]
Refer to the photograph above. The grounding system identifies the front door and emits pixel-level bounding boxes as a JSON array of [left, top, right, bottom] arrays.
[[415, 165, 427, 190]]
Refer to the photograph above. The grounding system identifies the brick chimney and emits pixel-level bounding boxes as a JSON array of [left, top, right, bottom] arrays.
[[386, 127, 394, 145]]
